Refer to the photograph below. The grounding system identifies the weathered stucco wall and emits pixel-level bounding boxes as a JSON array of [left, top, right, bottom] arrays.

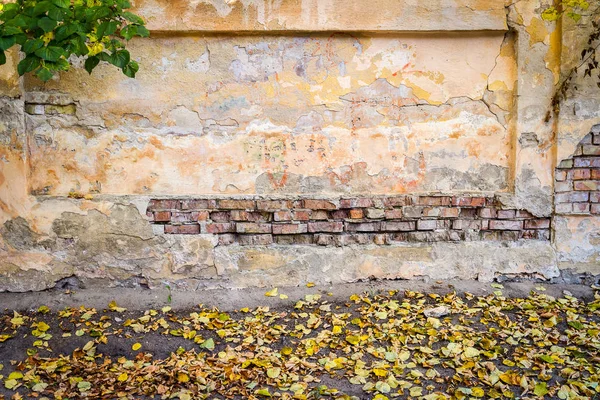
[[0, 0, 598, 292]]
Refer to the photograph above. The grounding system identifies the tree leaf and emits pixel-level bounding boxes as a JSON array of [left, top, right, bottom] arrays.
[[0, 36, 16, 51], [37, 17, 57, 33], [23, 38, 44, 54], [0, 50, 5, 66], [35, 46, 64, 62], [17, 56, 41, 75], [84, 56, 100, 74], [109, 49, 129, 68]]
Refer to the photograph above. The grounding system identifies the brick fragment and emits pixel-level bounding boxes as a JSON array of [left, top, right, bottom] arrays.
[[236, 223, 272, 234], [218, 199, 256, 210], [557, 159, 574, 169], [555, 203, 572, 214], [384, 196, 410, 207], [590, 192, 600, 203], [205, 223, 236, 234], [345, 222, 381, 232], [154, 211, 172, 222], [592, 204, 600, 214], [524, 219, 551, 229], [459, 208, 477, 219], [303, 199, 337, 210], [373, 234, 390, 245], [165, 224, 200, 234], [422, 207, 441, 217], [382, 221, 415, 232], [218, 234, 236, 246], [594, 132, 600, 145], [311, 210, 329, 220], [489, 220, 523, 231], [308, 221, 344, 233], [315, 234, 342, 247], [516, 210, 533, 218], [402, 206, 423, 218], [452, 220, 484, 231], [592, 169, 600, 179], [349, 209, 364, 219], [272, 223, 308, 235], [417, 196, 451, 206], [149, 200, 180, 210]]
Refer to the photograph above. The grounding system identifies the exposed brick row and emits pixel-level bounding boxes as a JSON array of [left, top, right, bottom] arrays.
[[147, 195, 550, 245], [555, 131, 600, 215]]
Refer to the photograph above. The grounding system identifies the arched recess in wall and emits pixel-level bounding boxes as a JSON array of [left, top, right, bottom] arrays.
[[555, 125, 600, 215]]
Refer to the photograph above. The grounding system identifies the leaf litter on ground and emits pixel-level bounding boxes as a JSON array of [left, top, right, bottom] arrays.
[[0, 287, 599, 399]]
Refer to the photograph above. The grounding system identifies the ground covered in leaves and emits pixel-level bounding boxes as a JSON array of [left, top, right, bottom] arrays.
[[1, 285, 599, 400]]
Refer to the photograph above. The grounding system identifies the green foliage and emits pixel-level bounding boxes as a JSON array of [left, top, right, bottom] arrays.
[[0, 0, 149, 81]]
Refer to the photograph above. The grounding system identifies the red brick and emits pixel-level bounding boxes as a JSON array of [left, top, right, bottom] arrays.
[[273, 211, 293, 221], [592, 204, 600, 214], [218, 199, 256, 210], [205, 223, 235, 234], [574, 157, 600, 168], [459, 208, 477, 219], [592, 169, 600, 180], [452, 196, 486, 207], [479, 208, 497, 218], [590, 192, 600, 203], [311, 210, 329, 220], [292, 210, 311, 221], [382, 221, 415, 231], [555, 191, 590, 203], [524, 219, 551, 229], [230, 211, 270, 222], [303, 199, 337, 210], [181, 199, 210, 210], [148, 199, 180, 210], [440, 208, 460, 218], [154, 211, 172, 222], [345, 222, 381, 232], [516, 210, 533, 219], [384, 209, 403, 219], [497, 210, 516, 219], [238, 235, 273, 246], [422, 207, 441, 217], [489, 220, 523, 231], [349, 209, 364, 219], [569, 169, 591, 180], [574, 180, 599, 191], [210, 211, 231, 222], [384, 196, 410, 207], [417, 220, 437, 231], [165, 224, 200, 234], [236, 223, 272, 234], [582, 145, 600, 156], [308, 221, 344, 233], [272, 223, 308, 235], [417, 196, 452, 206], [172, 212, 194, 223], [452, 220, 484, 230], [192, 211, 210, 221], [340, 198, 374, 208], [555, 170, 567, 181], [331, 210, 349, 219], [256, 200, 292, 211], [572, 203, 591, 213]]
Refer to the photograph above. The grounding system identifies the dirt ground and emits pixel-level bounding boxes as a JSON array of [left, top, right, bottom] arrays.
[[0, 281, 599, 400]]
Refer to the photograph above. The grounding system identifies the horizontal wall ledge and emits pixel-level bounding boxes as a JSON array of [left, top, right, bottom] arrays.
[[134, 0, 509, 32]]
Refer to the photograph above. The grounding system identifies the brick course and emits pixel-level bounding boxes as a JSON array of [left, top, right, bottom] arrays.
[[148, 195, 551, 245], [555, 132, 600, 215]]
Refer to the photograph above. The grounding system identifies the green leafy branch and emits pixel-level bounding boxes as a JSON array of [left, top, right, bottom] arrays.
[[0, 0, 149, 82]]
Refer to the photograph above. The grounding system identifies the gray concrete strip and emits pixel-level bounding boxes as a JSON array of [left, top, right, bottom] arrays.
[[0, 280, 595, 312]]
